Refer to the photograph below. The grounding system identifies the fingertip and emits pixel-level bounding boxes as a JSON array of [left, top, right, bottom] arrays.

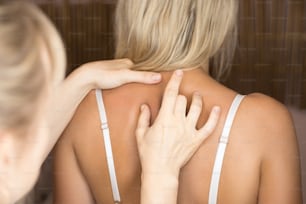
[[151, 73, 162, 82], [140, 104, 148, 112], [139, 72, 162, 84], [212, 106, 221, 114], [197, 106, 221, 137], [192, 91, 203, 104], [136, 104, 150, 139], [194, 91, 202, 97], [139, 104, 151, 120], [175, 69, 183, 77], [128, 71, 162, 84]]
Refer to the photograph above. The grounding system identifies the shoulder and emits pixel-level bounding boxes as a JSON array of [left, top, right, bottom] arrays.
[[243, 93, 294, 131], [240, 92, 298, 158], [242, 95, 302, 203]]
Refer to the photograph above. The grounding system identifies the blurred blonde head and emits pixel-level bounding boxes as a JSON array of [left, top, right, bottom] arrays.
[[0, 1, 66, 133], [115, 0, 238, 80]]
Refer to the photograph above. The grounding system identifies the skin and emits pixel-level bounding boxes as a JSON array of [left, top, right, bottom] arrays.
[[0, 57, 163, 203], [53, 67, 302, 204], [137, 70, 221, 204]]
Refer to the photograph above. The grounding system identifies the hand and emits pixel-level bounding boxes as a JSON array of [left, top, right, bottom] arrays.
[[46, 58, 161, 163], [79, 58, 162, 89], [136, 70, 221, 177]]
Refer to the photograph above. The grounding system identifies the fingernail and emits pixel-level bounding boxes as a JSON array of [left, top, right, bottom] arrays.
[[194, 91, 202, 97], [175, 70, 183, 77], [213, 106, 221, 113], [141, 105, 146, 111], [152, 74, 161, 81]]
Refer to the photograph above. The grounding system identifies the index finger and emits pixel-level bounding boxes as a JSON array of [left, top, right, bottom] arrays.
[[159, 70, 183, 114]]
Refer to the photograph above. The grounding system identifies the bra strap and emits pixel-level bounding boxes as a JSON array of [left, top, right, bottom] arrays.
[[95, 89, 121, 203], [208, 94, 245, 204]]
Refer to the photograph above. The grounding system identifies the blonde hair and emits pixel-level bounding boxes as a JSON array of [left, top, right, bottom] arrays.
[[115, 0, 238, 80], [0, 1, 66, 132]]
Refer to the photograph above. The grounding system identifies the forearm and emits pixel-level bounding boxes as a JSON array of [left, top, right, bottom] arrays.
[[45, 67, 93, 159], [141, 173, 179, 204]]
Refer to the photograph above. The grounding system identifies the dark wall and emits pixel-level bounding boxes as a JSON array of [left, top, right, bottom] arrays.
[[229, 0, 306, 108]]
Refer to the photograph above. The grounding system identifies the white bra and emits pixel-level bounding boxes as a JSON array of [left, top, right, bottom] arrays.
[[95, 89, 245, 204]]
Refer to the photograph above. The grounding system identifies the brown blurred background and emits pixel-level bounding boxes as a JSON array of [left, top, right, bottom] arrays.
[[17, 0, 305, 203]]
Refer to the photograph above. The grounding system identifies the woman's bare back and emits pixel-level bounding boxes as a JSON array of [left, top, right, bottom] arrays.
[[53, 69, 301, 204]]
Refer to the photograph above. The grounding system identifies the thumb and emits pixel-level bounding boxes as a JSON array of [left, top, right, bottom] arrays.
[[136, 104, 151, 143]]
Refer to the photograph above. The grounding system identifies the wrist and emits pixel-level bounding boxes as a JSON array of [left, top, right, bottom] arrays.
[[141, 173, 179, 204], [68, 65, 95, 92], [141, 164, 180, 178], [141, 171, 179, 187]]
